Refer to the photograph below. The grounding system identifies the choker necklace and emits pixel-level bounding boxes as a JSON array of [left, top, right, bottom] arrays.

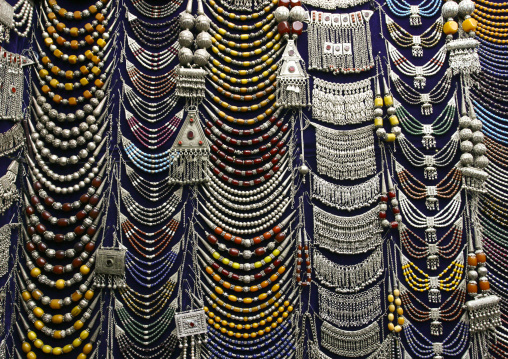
[[125, 109, 183, 150], [395, 160, 461, 210], [312, 122, 376, 180], [125, 60, 176, 97], [3, 0, 34, 40], [394, 95, 456, 149], [121, 187, 182, 226], [307, 10, 375, 74], [318, 283, 382, 328], [385, 14, 443, 57], [396, 131, 459, 180], [321, 319, 381, 357], [312, 76, 373, 126], [400, 249, 464, 303], [390, 68, 453, 115], [386, 0, 440, 26], [400, 280, 465, 336], [388, 43, 447, 89], [313, 245, 384, 293], [313, 204, 383, 255], [400, 217, 463, 270], [124, 36, 179, 71], [311, 172, 380, 211], [125, 10, 179, 47]]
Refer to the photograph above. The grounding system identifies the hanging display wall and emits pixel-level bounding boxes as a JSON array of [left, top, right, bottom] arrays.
[[0, 0, 506, 358]]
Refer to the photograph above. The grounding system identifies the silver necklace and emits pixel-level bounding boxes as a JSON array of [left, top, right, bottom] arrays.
[[321, 319, 381, 357]]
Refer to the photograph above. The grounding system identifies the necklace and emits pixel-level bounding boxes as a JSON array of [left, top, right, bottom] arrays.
[[386, 0, 440, 26], [126, 61, 176, 98], [307, 10, 375, 74], [313, 122, 376, 180], [394, 95, 456, 149], [302, 0, 368, 9], [123, 86, 178, 123], [0, 123, 24, 157], [0, 160, 19, 215], [399, 191, 462, 242], [312, 76, 373, 125], [125, 36, 179, 71], [395, 160, 462, 210], [313, 205, 383, 255], [205, 89, 276, 113], [321, 320, 381, 357], [313, 245, 384, 293], [125, 109, 183, 150], [129, 0, 182, 19], [7, 0, 34, 39], [126, 244, 180, 288], [123, 163, 175, 202], [388, 43, 447, 89], [318, 283, 382, 327], [116, 326, 179, 359], [121, 187, 181, 226], [385, 15, 443, 57], [400, 280, 466, 336], [397, 131, 459, 180], [400, 249, 464, 303], [390, 68, 453, 115], [400, 217, 463, 270], [311, 172, 380, 211], [125, 10, 179, 48]]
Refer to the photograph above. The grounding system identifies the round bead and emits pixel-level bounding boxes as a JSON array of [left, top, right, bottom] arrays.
[[443, 21, 459, 35]]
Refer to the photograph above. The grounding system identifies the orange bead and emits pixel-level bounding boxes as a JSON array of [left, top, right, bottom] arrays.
[[53, 94, 63, 104], [479, 279, 490, 291], [48, 12, 57, 21], [467, 282, 478, 294], [70, 27, 79, 37], [74, 11, 82, 20], [95, 13, 105, 22], [467, 254, 478, 266], [443, 21, 459, 35], [41, 85, 51, 94], [70, 40, 80, 50], [50, 299, 62, 309], [83, 90, 93, 99], [56, 22, 66, 31], [463, 18, 478, 32], [85, 35, 94, 45], [58, 8, 67, 17], [47, 26, 56, 35], [56, 36, 65, 45], [89, 5, 98, 13], [68, 97, 78, 106], [476, 251, 487, 263], [84, 24, 94, 33]]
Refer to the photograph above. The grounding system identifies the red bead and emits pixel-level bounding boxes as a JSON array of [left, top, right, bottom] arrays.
[[26, 242, 36, 252], [391, 221, 399, 229], [54, 234, 65, 243], [392, 207, 400, 214], [290, 0, 301, 5], [80, 194, 90, 203], [53, 265, 64, 274], [41, 211, 52, 221], [36, 257, 46, 267], [277, 21, 290, 34], [275, 233, 285, 242], [380, 195, 389, 202], [255, 248, 266, 256], [76, 211, 87, 220], [278, 0, 290, 6], [37, 242, 47, 252], [388, 191, 396, 198], [31, 196, 40, 205], [229, 248, 239, 256], [291, 21, 304, 35], [89, 208, 99, 219], [36, 224, 46, 234], [92, 177, 102, 188], [89, 195, 99, 206], [273, 226, 281, 234], [263, 232, 271, 239], [212, 263, 220, 270], [57, 218, 69, 227], [55, 250, 66, 259], [74, 226, 86, 235], [378, 211, 387, 219], [254, 273, 263, 280], [207, 235, 218, 244], [26, 206, 35, 215], [28, 226, 36, 236], [44, 197, 54, 206], [62, 203, 72, 212], [74, 242, 84, 252], [72, 258, 83, 268], [84, 243, 95, 252], [34, 182, 43, 191], [87, 225, 97, 236]]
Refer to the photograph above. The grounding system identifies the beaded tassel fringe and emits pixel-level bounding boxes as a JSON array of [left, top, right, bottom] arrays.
[[168, 150, 208, 185]]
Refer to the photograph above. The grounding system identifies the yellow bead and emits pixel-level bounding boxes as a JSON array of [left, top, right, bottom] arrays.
[[387, 294, 394, 302], [34, 321, 44, 330], [44, 38, 54, 46], [273, 249, 280, 256], [77, 353, 87, 359], [389, 115, 399, 126], [27, 331, 37, 341], [80, 330, 89, 340], [394, 298, 402, 306], [389, 304, 396, 312], [374, 97, 384, 107], [398, 316, 405, 325], [27, 352, 37, 359], [73, 338, 82, 348], [49, 79, 59, 88], [397, 307, 404, 315], [74, 320, 84, 330], [97, 38, 106, 48], [53, 49, 63, 58], [34, 339, 43, 348], [374, 117, 384, 127], [42, 345, 52, 354], [254, 261, 262, 268], [71, 306, 82, 317], [385, 133, 397, 142], [394, 325, 402, 333], [91, 66, 101, 76], [388, 313, 395, 321], [63, 345, 74, 353], [383, 95, 393, 106], [33, 307, 44, 317], [65, 83, 74, 91], [80, 265, 90, 275], [83, 343, 93, 354], [80, 78, 89, 86], [232, 263, 240, 269], [68, 55, 78, 64], [393, 289, 400, 296], [39, 69, 49, 78], [55, 279, 65, 289], [463, 18, 478, 32], [22, 342, 32, 353], [443, 21, 459, 35], [388, 322, 395, 331], [52, 347, 63, 355], [228, 295, 237, 302], [222, 258, 230, 265]]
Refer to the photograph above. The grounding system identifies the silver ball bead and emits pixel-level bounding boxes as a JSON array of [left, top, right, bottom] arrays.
[[459, 114, 472, 129], [473, 143, 486, 156], [470, 118, 482, 132], [460, 152, 474, 166], [460, 140, 473, 152], [179, 30, 194, 47], [472, 131, 484, 144], [442, 0, 459, 19], [459, 128, 473, 141], [178, 47, 194, 66], [196, 32, 212, 49], [458, 0, 475, 17], [274, 6, 290, 22], [474, 155, 489, 169], [289, 6, 306, 22], [179, 12, 195, 30], [477, 266, 488, 277], [193, 48, 210, 66], [195, 15, 211, 32]]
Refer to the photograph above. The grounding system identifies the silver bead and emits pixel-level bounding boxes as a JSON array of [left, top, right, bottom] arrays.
[[471, 131, 484, 144], [274, 6, 290, 22], [193, 49, 210, 66], [441, 0, 459, 19], [179, 12, 195, 30], [289, 6, 306, 22], [472, 143, 486, 156], [196, 32, 212, 49], [460, 140, 473, 152], [460, 153, 474, 166], [474, 155, 489, 169], [458, 0, 475, 17], [178, 47, 194, 66], [195, 15, 211, 32], [459, 128, 473, 141], [459, 114, 471, 129]]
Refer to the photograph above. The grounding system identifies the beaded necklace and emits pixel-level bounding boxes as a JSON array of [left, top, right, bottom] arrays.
[[400, 249, 464, 303], [320, 319, 381, 357], [123, 87, 178, 122], [313, 245, 384, 293], [390, 69, 453, 115], [203, 335, 294, 359], [207, 59, 279, 89], [396, 131, 459, 180], [8, 0, 34, 39], [116, 326, 179, 359], [122, 136, 176, 173], [205, 89, 276, 113], [402, 316, 469, 358], [308, 335, 394, 359], [205, 2, 274, 33], [129, 0, 182, 19], [386, 0, 440, 26], [399, 218, 463, 270], [125, 10, 179, 47], [125, 109, 182, 150], [385, 15, 443, 57], [126, 60, 176, 94], [394, 96, 456, 149], [125, 36, 179, 71], [388, 43, 447, 89], [207, 78, 277, 102], [121, 187, 181, 226], [123, 163, 175, 202], [210, 35, 282, 59], [395, 160, 461, 210], [118, 273, 178, 318], [208, 23, 278, 50]]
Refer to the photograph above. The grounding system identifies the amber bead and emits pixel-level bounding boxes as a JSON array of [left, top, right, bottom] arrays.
[[476, 251, 487, 263], [36, 257, 46, 267], [84, 23, 94, 32], [57, 218, 69, 227], [50, 299, 62, 309], [76, 211, 87, 221], [37, 242, 47, 252], [279, 0, 290, 6], [36, 223, 46, 234], [85, 242, 95, 252], [71, 40, 79, 50], [467, 282, 478, 293], [55, 250, 66, 259], [75, 226, 86, 236], [54, 234, 65, 243], [467, 254, 478, 266], [479, 279, 490, 290], [53, 265, 64, 275], [73, 258, 83, 268], [277, 21, 290, 34]]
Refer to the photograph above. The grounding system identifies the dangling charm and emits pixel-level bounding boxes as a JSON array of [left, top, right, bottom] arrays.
[[95, 246, 127, 289], [0, 0, 13, 44], [277, 39, 309, 109], [409, 5, 421, 26], [168, 109, 209, 185], [175, 309, 208, 359]]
